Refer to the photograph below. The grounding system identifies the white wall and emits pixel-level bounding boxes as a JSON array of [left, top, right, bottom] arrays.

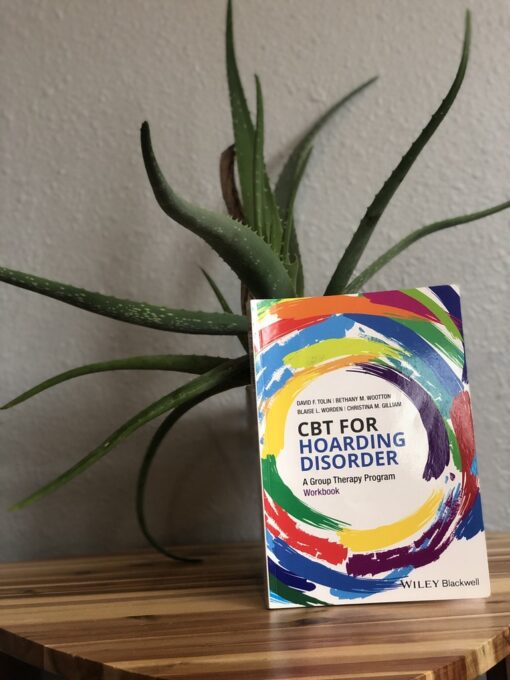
[[0, 0, 508, 560]]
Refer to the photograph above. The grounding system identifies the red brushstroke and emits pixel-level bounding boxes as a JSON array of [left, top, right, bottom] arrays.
[[264, 493, 348, 565], [450, 390, 478, 517], [258, 315, 328, 349]]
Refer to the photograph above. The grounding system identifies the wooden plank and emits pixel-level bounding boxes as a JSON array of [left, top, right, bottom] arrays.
[[0, 534, 508, 679]]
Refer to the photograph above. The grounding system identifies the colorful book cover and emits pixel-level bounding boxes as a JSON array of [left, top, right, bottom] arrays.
[[250, 285, 490, 608]]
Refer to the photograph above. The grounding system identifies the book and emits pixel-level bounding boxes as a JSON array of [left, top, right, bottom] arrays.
[[250, 285, 490, 608]]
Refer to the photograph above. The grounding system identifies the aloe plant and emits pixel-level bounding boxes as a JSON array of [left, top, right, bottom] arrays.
[[1, 4, 508, 561]]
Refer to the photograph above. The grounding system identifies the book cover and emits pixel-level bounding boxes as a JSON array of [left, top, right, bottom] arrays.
[[250, 285, 490, 608]]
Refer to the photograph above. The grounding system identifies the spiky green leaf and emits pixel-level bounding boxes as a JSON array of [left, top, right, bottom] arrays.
[[200, 268, 233, 315], [345, 198, 510, 293], [200, 268, 248, 351], [141, 122, 295, 298], [136, 398, 205, 562], [282, 145, 314, 276], [225, 4, 290, 272], [275, 76, 378, 223], [2, 354, 230, 409], [226, 0, 256, 227], [136, 376, 248, 562], [253, 76, 284, 253], [10, 356, 250, 510], [325, 12, 471, 295], [253, 76, 265, 240], [0, 266, 248, 335], [275, 76, 377, 295]]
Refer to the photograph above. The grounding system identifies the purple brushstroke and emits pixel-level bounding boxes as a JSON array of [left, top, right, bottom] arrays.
[[349, 363, 450, 480], [346, 490, 460, 577], [363, 290, 440, 323], [430, 285, 463, 334]]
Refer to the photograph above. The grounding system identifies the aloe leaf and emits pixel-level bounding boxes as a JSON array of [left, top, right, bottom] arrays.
[[345, 198, 510, 293], [10, 356, 250, 511], [136, 376, 248, 562], [200, 268, 248, 351], [275, 76, 378, 223], [282, 145, 314, 273], [141, 122, 295, 299], [279, 146, 313, 295], [253, 76, 266, 240], [287, 217, 304, 296], [218, 147, 253, 316], [225, 4, 285, 255], [226, 0, 256, 227], [200, 268, 233, 314], [219, 146, 244, 221], [254, 77, 284, 253], [0, 266, 248, 335], [276, 76, 377, 296], [2, 354, 230, 410], [136, 397, 205, 562], [325, 12, 471, 296]]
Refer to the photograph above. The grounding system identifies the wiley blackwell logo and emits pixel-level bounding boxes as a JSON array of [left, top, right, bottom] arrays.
[[400, 577, 481, 589]]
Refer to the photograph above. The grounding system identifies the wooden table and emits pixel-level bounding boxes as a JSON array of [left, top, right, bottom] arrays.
[[0, 534, 508, 680]]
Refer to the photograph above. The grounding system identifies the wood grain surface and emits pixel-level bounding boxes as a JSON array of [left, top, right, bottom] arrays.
[[0, 534, 508, 680]]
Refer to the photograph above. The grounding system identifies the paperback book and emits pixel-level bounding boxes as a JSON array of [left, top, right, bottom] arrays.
[[250, 285, 490, 608]]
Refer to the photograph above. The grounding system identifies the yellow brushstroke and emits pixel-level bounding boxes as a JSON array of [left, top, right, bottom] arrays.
[[338, 490, 444, 552], [285, 338, 402, 370], [262, 354, 378, 459]]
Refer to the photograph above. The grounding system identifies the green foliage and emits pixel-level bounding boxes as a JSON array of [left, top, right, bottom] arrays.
[[136, 396, 208, 563], [201, 268, 249, 351], [10, 357, 249, 511], [141, 122, 294, 299], [1, 354, 230, 410], [136, 375, 249, 563], [344, 198, 510, 293], [325, 11, 472, 295], [225, 0, 257, 229], [1, 3, 508, 559], [0, 266, 247, 335], [274, 75, 378, 283]]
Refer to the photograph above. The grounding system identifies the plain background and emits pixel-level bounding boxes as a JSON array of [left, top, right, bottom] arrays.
[[0, 0, 508, 560]]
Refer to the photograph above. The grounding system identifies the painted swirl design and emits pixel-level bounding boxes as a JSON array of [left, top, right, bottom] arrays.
[[251, 286, 484, 607]]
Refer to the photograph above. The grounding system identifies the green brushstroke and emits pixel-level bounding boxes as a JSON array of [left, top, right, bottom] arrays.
[[262, 456, 348, 531], [446, 420, 462, 471], [396, 319, 463, 367], [405, 288, 462, 342], [254, 298, 279, 321], [269, 573, 327, 606]]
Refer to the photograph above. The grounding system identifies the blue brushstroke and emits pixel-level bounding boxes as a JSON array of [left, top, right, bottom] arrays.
[[471, 457, 478, 475], [256, 315, 355, 400], [268, 557, 317, 592], [383, 354, 454, 416], [329, 586, 375, 600], [345, 314, 463, 398], [330, 565, 414, 600], [270, 592, 290, 605], [455, 493, 484, 540], [267, 533, 399, 594], [262, 366, 294, 401]]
